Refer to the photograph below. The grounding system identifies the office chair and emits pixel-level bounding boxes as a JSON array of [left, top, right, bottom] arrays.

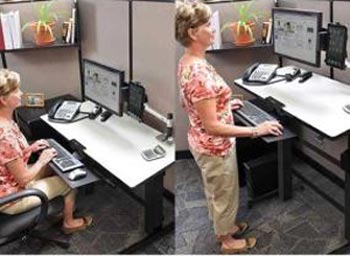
[[0, 188, 70, 249]]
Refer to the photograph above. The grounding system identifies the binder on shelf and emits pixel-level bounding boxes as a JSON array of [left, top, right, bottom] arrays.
[[0, 12, 13, 49], [65, 18, 72, 43], [13, 10, 22, 48], [207, 10, 221, 50], [8, 11, 22, 49], [0, 11, 22, 50], [0, 17, 5, 50], [265, 18, 272, 44], [70, 0, 76, 43]]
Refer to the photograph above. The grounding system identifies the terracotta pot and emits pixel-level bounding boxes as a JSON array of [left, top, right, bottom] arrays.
[[230, 21, 256, 46], [29, 21, 56, 46]]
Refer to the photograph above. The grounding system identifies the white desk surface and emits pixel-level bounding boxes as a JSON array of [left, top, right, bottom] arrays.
[[41, 111, 175, 188], [235, 73, 350, 138]]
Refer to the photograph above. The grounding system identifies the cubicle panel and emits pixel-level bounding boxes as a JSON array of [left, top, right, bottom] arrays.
[[132, 1, 175, 116], [1, 0, 81, 99], [79, 0, 130, 81], [6, 50, 81, 99], [132, 1, 175, 192]]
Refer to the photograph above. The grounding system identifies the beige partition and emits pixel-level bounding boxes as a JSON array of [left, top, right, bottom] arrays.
[[132, 1, 176, 192], [0, 0, 81, 99], [132, 1, 175, 115], [79, 0, 129, 79]]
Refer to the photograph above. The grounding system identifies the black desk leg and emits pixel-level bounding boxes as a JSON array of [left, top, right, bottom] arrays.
[[145, 172, 164, 233], [278, 139, 293, 201], [345, 169, 350, 240], [345, 135, 350, 241]]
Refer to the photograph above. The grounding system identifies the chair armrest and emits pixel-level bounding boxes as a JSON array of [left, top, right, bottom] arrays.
[[0, 188, 49, 223]]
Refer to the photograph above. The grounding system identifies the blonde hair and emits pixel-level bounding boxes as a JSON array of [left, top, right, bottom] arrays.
[[175, 1, 211, 47], [0, 69, 20, 97]]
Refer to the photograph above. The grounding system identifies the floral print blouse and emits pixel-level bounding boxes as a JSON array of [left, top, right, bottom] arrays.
[[178, 59, 234, 157], [0, 121, 31, 200]]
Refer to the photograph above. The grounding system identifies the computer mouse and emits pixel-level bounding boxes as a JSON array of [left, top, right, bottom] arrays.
[[68, 168, 87, 181]]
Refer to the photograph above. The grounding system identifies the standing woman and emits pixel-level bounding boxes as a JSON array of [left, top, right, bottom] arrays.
[[176, 2, 283, 253], [0, 69, 92, 234]]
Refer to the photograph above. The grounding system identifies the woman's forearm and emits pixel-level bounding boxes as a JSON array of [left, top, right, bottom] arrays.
[[204, 121, 254, 138], [7, 158, 45, 186]]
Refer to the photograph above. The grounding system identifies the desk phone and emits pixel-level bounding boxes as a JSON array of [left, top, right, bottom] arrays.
[[48, 100, 81, 121], [243, 63, 278, 84]]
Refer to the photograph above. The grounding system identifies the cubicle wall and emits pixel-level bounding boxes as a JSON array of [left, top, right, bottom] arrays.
[[0, 0, 81, 98], [79, 0, 175, 192], [79, 0, 130, 81], [132, 1, 176, 192]]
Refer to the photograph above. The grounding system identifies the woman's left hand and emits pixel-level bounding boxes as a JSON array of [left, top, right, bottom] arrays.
[[230, 99, 244, 111], [30, 139, 49, 153]]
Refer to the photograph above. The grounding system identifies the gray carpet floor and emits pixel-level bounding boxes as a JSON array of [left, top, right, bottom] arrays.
[[0, 182, 174, 254], [175, 158, 348, 254]]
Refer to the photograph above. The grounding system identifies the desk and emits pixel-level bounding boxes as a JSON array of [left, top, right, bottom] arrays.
[[40, 104, 175, 233], [235, 72, 350, 240]]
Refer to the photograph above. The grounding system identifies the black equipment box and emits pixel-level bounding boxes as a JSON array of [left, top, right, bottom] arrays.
[[243, 153, 278, 207]]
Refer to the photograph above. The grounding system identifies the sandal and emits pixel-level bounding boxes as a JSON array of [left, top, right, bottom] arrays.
[[221, 237, 256, 254], [216, 221, 249, 242], [62, 216, 93, 234]]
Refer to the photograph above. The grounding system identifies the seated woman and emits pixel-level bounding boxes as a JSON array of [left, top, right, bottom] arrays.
[[0, 69, 92, 234]]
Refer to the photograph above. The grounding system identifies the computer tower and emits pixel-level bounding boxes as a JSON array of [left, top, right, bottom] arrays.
[[243, 153, 278, 206], [236, 136, 276, 187]]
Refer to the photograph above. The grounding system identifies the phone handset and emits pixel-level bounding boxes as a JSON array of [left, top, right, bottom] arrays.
[[242, 62, 260, 82], [242, 63, 278, 84], [48, 100, 63, 119]]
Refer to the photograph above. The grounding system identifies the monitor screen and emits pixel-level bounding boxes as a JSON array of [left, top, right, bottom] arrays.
[[273, 8, 322, 67], [83, 59, 124, 117]]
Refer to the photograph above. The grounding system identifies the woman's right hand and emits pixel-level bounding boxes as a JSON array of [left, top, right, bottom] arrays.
[[37, 148, 57, 166], [256, 121, 283, 137]]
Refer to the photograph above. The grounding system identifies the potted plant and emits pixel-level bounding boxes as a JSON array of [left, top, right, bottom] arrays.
[[221, 1, 260, 46], [22, 1, 61, 46]]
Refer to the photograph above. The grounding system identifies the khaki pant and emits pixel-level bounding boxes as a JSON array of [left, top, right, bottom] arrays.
[[190, 146, 239, 236], [1, 166, 71, 215]]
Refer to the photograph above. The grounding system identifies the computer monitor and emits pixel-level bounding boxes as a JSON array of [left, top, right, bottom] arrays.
[[83, 59, 124, 118], [272, 8, 322, 67]]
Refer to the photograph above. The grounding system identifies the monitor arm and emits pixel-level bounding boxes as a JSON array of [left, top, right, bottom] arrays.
[[144, 103, 173, 144]]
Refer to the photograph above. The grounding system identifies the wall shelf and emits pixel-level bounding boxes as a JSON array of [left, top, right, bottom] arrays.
[[0, 0, 52, 5], [207, 41, 273, 53], [204, 0, 252, 4], [1, 41, 79, 53]]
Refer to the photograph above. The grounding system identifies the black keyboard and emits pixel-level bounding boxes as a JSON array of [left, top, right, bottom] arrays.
[[47, 139, 84, 172], [236, 101, 276, 125]]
